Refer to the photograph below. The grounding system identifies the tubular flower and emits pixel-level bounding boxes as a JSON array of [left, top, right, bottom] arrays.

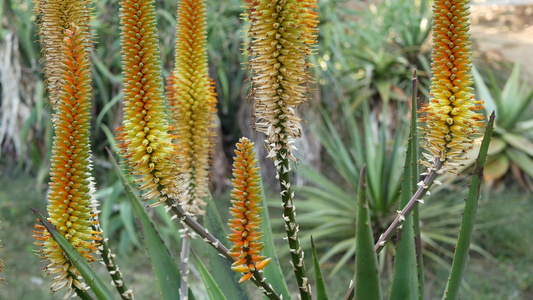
[[117, 0, 179, 204], [35, 0, 93, 105], [166, 0, 217, 215], [418, 0, 483, 165], [33, 25, 100, 299], [244, 0, 318, 161], [227, 138, 271, 283]]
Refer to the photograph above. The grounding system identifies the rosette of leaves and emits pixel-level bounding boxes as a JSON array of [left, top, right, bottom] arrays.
[[472, 63, 533, 188]]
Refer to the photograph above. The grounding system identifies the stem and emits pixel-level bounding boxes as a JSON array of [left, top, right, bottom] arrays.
[[180, 228, 191, 300], [162, 198, 281, 300], [277, 147, 311, 300], [107, 149, 280, 299], [100, 237, 134, 299], [74, 286, 95, 300], [374, 159, 443, 253], [343, 159, 442, 300]]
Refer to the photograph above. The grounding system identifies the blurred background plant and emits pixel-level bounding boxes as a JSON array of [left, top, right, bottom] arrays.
[[0, 0, 532, 298], [472, 63, 533, 189]]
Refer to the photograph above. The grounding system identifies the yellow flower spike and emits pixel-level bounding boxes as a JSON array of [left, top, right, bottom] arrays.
[[33, 25, 100, 298], [117, 0, 179, 203], [244, 0, 319, 161], [34, 0, 93, 105], [419, 0, 484, 166], [227, 138, 271, 283], [166, 0, 217, 215]]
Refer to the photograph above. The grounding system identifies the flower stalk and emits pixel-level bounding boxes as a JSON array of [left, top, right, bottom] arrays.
[[99, 236, 134, 299], [114, 1, 280, 297], [165, 0, 218, 295], [244, 1, 318, 298]]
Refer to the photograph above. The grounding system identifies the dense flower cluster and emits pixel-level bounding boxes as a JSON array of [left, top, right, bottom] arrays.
[[33, 26, 100, 299], [166, 0, 217, 215], [419, 0, 483, 165], [244, 0, 318, 161], [227, 138, 271, 283], [35, 0, 93, 105], [117, 0, 179, 204]]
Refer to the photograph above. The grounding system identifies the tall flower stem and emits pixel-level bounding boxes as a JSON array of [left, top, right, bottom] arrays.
[[374, 159, 443, 254], [179, 228, 191, 300], [277, 147, 310, 299], [108, 145, 281, 299], [166, 1, 217, 295], [99, 236, 134, 299], [243, 1, 318, 298], [161, 197, 281, 300], [344, 159, 443, 300]]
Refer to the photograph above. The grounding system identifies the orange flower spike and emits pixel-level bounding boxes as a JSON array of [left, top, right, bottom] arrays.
[[419, 0, 484, 165], [33, 25, 100, 298], [166, 0, 217, 214], [227, 138, 271, 283], [245, 0, 318, 160], [117, 0, 178, 203], [35, 0, 93, 105]]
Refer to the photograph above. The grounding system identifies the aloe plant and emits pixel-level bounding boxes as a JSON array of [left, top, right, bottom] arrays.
[[19, 0, 502, 299], [472, 63, 533, 187]]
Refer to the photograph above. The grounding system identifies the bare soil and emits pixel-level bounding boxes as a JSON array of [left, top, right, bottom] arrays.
[[471, 2, 533, 81]]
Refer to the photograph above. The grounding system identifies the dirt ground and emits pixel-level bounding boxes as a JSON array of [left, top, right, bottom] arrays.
[[471, 2, 533, 81]]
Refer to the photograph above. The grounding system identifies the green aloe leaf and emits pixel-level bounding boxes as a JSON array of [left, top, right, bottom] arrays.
[[389, 128, 418, 300], [33, 210, 116, 300], [506, 148, 533, 179], [442, 112, 495, 300], [204, 193, 250, 299], [124, 186, 181, 300], [311, 237, 329, 300], [110, 155, 181, 300], [354, 166, 382, 300], [501, 133, 533, 157], [192, 251, 228, 300], [409, 72, 424, 300], [472, 66, 497, 119]]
